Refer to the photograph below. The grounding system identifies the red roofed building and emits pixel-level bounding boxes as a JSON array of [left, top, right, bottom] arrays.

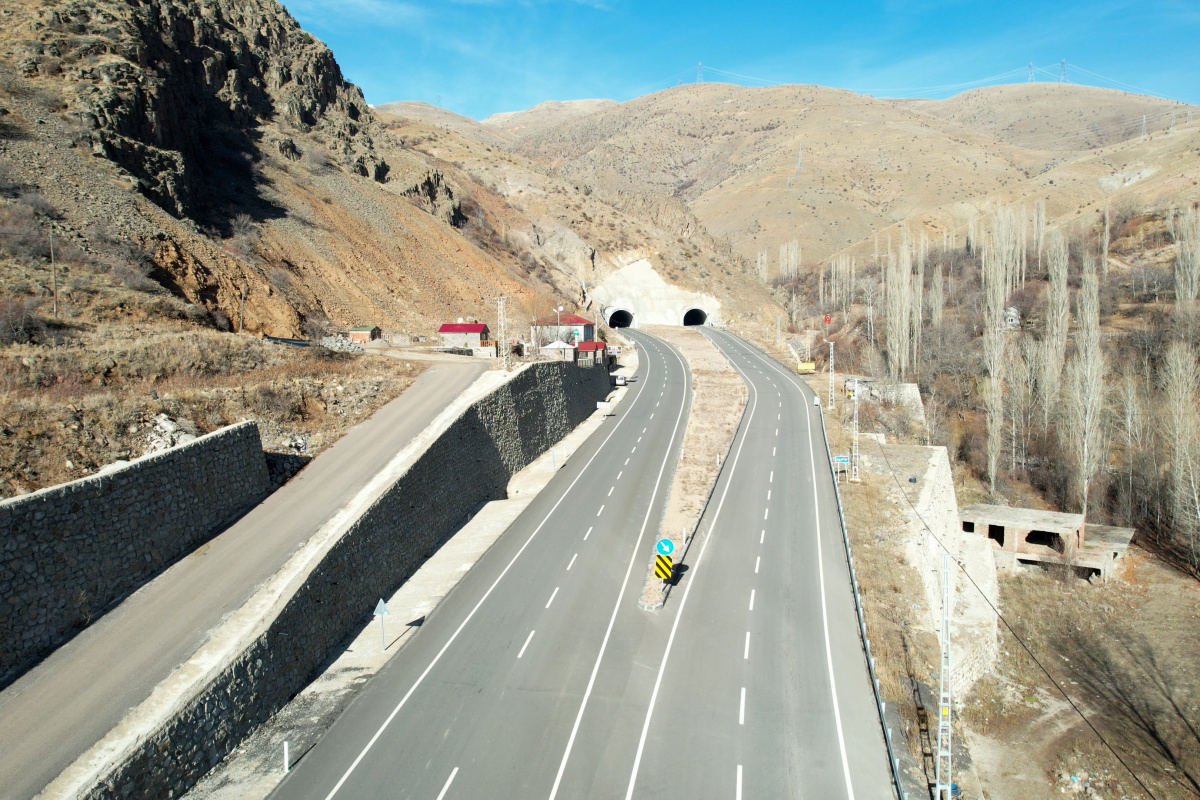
[[530, 312, 594, 345], [438, 321, 489, 349], [575, 339, 607, 367]]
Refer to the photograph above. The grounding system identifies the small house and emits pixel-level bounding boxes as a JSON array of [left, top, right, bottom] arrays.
[[438, 322, 489, 349], [347, 326, 382, 345], [530, 313, 594, 346], [575, 340, 607, 368]]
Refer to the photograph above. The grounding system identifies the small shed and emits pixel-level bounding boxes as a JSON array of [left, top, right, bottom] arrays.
[[438, 322, 489, 349], [575, 340, 607, 368], [531, 313, 594, 346], [347, 326, 382, 345]]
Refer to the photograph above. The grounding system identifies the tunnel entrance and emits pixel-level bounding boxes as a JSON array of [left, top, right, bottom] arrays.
[[608, 309, 634, 328], [682, 307, 708, 326]]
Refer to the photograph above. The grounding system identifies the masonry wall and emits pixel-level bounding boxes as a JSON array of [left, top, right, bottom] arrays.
[[0, 422, 269, 689], [903, 446, 999, 699], [85, 362, 610, 799]]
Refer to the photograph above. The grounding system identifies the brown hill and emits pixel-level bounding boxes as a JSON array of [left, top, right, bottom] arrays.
[[504, 82, 1199, 272], [483, 99, 618, 137]]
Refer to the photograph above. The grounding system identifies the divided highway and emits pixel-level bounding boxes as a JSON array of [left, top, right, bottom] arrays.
[[272, 329, 895, 800], [272, 330, 693, 799]]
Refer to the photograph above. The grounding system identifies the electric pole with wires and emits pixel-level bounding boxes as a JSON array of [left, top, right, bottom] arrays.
[[935, 552, 954, 799], [827, 341, 835, 410]]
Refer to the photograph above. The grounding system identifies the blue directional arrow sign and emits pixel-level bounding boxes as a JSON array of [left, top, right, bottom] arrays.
[[655, 538, 674, 556]]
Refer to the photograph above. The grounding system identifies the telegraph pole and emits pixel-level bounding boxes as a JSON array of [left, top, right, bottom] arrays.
[[851, 380, 860, 483], [497, 296, 511, 371], [935, 552, 954, 800], [827, 341, 835, 410]]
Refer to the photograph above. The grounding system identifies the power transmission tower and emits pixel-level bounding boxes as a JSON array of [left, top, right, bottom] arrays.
[[1059, 59, 1067, 82], [934, 552, 954, 800], [697, 62, 703, 83], [851, 380, 860, 482], [497, 296, 511, 371], [827, 341, 835, 410], [1027, 62, 1034, 82]]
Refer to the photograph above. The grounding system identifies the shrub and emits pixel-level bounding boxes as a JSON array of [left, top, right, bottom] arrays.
[[0, 297, 42, 343]]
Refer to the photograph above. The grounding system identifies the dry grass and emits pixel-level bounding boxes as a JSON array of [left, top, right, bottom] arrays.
[[641, 325, 746, 605]]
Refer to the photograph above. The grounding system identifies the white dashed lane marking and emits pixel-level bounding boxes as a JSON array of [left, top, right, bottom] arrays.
[[546, 587, 560, 609], [567, 554, 578, 571], [749, 590, 756, 611], [517, 630, 535, 659], [584, 526, 593, 540]]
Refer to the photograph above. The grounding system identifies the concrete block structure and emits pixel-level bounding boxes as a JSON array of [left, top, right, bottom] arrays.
[[347, 326, 381, 344], [959, 503, 1133, 580], [438, 322, 489, 349]]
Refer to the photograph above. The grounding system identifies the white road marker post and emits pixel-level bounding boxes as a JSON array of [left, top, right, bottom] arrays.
[[373, 598, 391, 652]]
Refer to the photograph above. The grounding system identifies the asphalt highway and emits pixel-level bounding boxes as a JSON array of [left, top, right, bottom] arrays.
[[0, 359, 487, 800], [271, 329, 894, 800]]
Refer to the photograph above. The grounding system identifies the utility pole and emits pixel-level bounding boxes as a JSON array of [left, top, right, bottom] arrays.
[[851, 380, 860, 483], [497, 296, 511, 371], [935, 552, 954, 800], [827, 341, 835, 410]]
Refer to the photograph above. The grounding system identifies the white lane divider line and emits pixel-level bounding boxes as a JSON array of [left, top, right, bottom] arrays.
[[772, 446, 776, 456], [650, 413, 655, 419], [632, 446, 637, 453], [767, 489, 771, 500], [546, 587, 560, 609], [770, 470, 774, 483], [608, 486, 614, 497], [755, 556, 760, 574], [584, 526, 593, 540], [736, 765, 743, 800], [625, 458, 630, 465], [638, 437, 642, 442], [518, 630, 535, 659], [775, 428, 779, 436], [597, 505, 605, 516], [749, 589, 756, 611], [764, 508, 769, 520], [739, 687, 746, 725], [617, 471, 623, 480], [436, 767, 459, 800], [567, 554, 578, 571], [778, 413, 781, 420], [643, 427, 647, 433], [316, 343, 655, 800], [744, 631, 750, 660], [759, 530, 765, 544], [549, 334, 692, 800]]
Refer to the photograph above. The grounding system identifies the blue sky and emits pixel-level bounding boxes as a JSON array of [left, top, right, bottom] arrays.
[[282, 0, 1200, 121]]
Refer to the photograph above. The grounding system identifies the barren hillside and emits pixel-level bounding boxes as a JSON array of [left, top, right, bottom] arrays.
[[482, 99, 618, 137]]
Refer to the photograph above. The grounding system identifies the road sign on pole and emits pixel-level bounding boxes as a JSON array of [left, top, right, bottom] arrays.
[[655, 554, 673, 580], [374, 598, 390, 652], [655, 538, 675, 557]]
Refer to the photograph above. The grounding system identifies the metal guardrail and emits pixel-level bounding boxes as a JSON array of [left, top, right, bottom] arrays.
[[817, 406, 908, 800]]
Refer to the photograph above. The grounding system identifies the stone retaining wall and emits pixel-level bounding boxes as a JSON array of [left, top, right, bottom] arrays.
[[0, 422, 269, 688], [85, 362, 610, 799]]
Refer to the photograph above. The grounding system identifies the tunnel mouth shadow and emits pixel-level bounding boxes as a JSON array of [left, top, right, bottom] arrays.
[[682, 307, 708, 326], [608, 308, 634, 328]]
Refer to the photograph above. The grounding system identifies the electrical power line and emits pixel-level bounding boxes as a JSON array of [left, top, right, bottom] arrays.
[[869, 438, 1160, 800]]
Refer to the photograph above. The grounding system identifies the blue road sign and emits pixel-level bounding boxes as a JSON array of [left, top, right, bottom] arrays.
[[655, 538, 674, 556]]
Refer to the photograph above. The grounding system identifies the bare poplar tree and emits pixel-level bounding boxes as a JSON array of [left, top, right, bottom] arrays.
[[912, 231, 926, 375], [1039, 232, 1071, 429], [1064, 257, 1108, 514], [756, 251, 769, 282], [982, 241, 1007, 494], [1115, 366, 1147, 525], [1173, 206, 1200, 311], [778, 239, 801, 281], [885, 231, 913, 380], [1162, 341, 1200, 570], [930, 262, 945, 330], [1034, 198, 1047, 272], [1009, 336, 1037, 470], [1102, 205, 1111, 284]]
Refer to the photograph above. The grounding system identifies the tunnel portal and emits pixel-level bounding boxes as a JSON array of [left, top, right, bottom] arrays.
[[608, 309, 634, 328], [682, 307, 709, 326]]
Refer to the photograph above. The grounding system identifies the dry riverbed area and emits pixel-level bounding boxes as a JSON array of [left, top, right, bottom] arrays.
[[640, 326, 746, 608]]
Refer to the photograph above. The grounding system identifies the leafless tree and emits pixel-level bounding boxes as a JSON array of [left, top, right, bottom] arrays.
[[982, 240, 1007, 494], [1064, 256, 1108, 515], [1040, 232, 1071, 429], [1034, 198, 1047, 273], [886, 230, 913, 380], [1161, 341, 1200, 570], [1102, 205, 1111, 284], [779, 239, 801, 280], [1114, 365, 1148, 525], [755, 251, 768, 282], [930, 262, 945, 330], [1009, 336, 1038, 470], [1173, 206, 1200, 311]]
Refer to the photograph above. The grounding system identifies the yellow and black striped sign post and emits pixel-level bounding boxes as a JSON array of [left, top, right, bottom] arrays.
[[655, 554, 673, 580]]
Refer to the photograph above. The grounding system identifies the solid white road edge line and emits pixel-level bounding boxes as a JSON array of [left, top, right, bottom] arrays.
[[622, 333, 759, 799], [547, 331, 691, 800], [436, 767, 459, 800], [317, 334, 655, 800], [719, 330, 858, 799]]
